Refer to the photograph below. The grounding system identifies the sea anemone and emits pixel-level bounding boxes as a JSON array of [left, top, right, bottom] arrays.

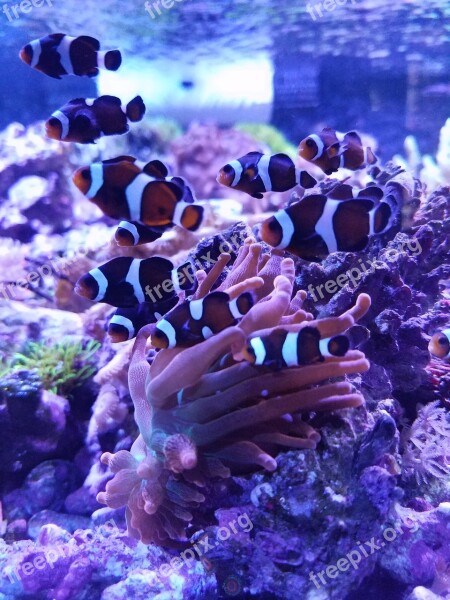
[[95, 241, 371, 545]]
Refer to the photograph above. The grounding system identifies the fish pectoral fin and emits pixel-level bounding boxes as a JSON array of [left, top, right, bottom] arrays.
[[326, 142, 341, 157], [244, 165, 258, 181], [251, 192, 264, 199], [327, 142, 348, 158]]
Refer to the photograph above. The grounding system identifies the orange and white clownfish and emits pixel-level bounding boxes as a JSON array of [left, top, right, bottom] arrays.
[[73, 156, 203, 231], [298, 128, 377, 175], [45, 95, 145, 144], [260, 183, 393, 261], [75, 256, 197, 308], [242, 326, 350, 369], [108, 297, 179, 343], [150, 291, 254, 349], [217, 152, 317, 199], [19, 34, 121, 80], [428, 329, 450, 360]]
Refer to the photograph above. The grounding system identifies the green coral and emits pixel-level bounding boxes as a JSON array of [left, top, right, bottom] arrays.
[[6, 339, 100, 397], [235, 123, 298, 156]]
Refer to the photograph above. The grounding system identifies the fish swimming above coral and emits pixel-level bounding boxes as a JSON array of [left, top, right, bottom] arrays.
[[260, 183, 393, 260], [75, 256, 197, 307], [217, 151, 317, 199], [298, 128, 377, 174], [73, 155, 203, 232], [243, 326, 350, 369], [45, 95, 145, 143], [428, 329, 450, 359], [19, 34, 122, 79], [150, 290, 254, 349]]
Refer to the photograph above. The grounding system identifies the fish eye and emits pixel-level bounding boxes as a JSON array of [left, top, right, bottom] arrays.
[[438, 335, 447, 345], [158, 207, 166, 215], [306, 138, 315, 148], [80, 168, 90, 180], [48, 117, 60, 127], [222, 165, 233, 174]]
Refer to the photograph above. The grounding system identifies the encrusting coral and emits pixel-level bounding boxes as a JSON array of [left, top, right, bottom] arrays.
[[96, 240, 371, 545]]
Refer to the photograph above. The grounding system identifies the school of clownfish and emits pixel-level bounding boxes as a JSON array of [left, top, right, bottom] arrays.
[[19, 33, 449, 367]]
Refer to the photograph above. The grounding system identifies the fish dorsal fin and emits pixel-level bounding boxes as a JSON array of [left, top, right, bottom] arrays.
[[328, 183, 354, 200], [171, 177, 196, 204], [272, 153, 291, 162], [47, 33, 66, 42], [102, 155, 136, 165], [67, 98, 87, 105], [344, 131, 363, 145], [357, 185, 384, 202], [76, 35, 100, 50], [143, 160, 169, 178], [203, 291, 230, 307], [96, 95, 121, 106]]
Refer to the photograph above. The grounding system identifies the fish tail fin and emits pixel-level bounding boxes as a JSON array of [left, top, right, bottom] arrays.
[[126, 96, 146, 122], [174, 202, 204, 231], [370, 201, 394, 235], [326, 334, 350, 357], [99, 49, 122, 71], [297, 170, 317, 189]]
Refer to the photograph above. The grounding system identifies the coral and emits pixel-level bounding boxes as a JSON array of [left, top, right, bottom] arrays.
[[7, 339, 100, 397], [235, 123, 298, 156], [93, 341, 134, 390], [86, 383, 129, 444], [401, 401, 450, 483], [96, 241, 371, 545]]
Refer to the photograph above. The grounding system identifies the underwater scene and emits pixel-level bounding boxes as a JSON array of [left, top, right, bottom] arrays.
[[0, 1, 449, 599]]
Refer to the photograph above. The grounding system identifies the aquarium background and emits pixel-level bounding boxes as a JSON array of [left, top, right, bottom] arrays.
[[0, 0, 449, 599]]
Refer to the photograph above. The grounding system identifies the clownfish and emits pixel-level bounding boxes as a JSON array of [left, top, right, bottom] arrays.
[[75, 256, 197, 308], [260, 183, 393, 261], [242, 326, 350, 368], [298, 128, 377, 175], [150, 291, 254, 349], [217, 152, 317, 199], [428, 329, 450, 360], [115, 221, 166, 247], [73, 156, 203, 231], [108, 297, 179, 343], [45, 95, 145, 144], [19, 34, 121, 80]]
